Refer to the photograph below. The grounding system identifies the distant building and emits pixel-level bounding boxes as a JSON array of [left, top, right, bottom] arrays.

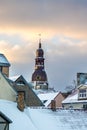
[[13, 75, 44, 107], [77, 72, 87, 86], [62, 84, 87, 110], [38, 92, 65, 108], [78, 84, 87, 100], [32, 42, 48, 89], [0, 54, 10, 77]]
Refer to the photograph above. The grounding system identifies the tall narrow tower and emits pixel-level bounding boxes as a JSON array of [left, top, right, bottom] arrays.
[[32, 41, 48, 89]]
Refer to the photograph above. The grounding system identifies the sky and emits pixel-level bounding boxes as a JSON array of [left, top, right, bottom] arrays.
[[0, 0, 87, 91]]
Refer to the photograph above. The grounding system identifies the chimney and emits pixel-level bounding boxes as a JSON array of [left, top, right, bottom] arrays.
[[51, 100, 56, 111], [17, 91, 25, 111]]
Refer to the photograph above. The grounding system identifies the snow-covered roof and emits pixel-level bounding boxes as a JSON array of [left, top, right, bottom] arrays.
[[0, 54, 10, 66], [77, 84, 87, 89], [38, 92, 59, 107], [9, 75, 21, 82], [62, 90, 87, 104], [1, 99, 87, 130], [0, 111, 12, 123]]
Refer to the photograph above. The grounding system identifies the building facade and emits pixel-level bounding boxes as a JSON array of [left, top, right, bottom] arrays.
[[62, 85, 87, 110], [38, 92, 65, 108]]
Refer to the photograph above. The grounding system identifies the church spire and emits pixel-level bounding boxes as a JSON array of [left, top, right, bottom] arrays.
[[31, 39, 48, 89], [39, 43, 41, 48], [39, 34, 41, 48]]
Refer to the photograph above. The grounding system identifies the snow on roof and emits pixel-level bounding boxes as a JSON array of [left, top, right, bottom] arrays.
[[62, 90, 87, 104], [33, 88, 55, 95], [0, 100, 35, 130], [0, 111, 12, 123], [78, 84, 87, 89], [1, 99, 87, 130], [38, 92, 59, 107], [62, 92, 78, 104], [9, 75, 21, 82], [0, 54, 10, 66]]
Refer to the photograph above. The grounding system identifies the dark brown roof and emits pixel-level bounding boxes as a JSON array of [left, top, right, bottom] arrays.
[[14, 75, 44, 106]]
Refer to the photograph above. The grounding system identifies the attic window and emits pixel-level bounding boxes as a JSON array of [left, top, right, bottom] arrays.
[[17, 81, 25, 86], [79, 89, 87, 98]]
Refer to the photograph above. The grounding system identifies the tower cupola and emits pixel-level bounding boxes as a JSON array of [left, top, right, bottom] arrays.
[[36, 43, 44, 57], [32, 41, 48, 89]]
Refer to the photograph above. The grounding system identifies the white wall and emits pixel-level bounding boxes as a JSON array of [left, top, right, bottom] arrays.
[[63, 103, 83, 109], [0, 73, 17, 101]]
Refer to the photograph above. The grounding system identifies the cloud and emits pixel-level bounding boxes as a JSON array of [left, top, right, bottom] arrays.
[[0, 33, 87, 90], [0, 0, 87, 40], [43, 36, 87, 90], [0, 40, 35, 63], [0, 0, 87, 90]]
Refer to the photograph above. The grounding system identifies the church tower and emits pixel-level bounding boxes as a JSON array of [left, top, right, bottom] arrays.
[[32, 41, 48, 89]]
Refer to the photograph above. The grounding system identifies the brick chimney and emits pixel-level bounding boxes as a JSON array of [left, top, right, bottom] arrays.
[[51, 100, 56, 111], [17, 91, 25, 111]]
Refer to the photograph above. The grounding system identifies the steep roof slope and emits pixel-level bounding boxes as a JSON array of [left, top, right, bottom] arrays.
[[14, 75, 44, 106], [38, 92, 59, 107], [1, 100, 87, 130]]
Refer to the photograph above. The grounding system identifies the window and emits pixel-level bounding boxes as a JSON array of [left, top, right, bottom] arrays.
[[17, 81, 25, 86], [83, 104, 87, 110], [79, 89, 87, 98]]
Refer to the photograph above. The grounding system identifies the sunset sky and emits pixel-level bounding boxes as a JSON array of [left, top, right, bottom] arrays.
[[0, 0, 87, 91]]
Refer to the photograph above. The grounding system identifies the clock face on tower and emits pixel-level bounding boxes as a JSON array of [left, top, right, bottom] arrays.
[[36, 75, 41, 80]]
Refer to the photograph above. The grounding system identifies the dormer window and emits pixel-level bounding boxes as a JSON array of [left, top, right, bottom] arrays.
[[17, 81, 25, 86], [79, 89, 87, 98]]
